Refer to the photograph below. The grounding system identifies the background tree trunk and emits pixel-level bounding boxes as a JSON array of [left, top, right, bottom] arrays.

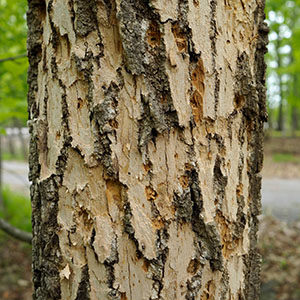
[[15, 119, 28, 159], [275, 36, 284, 132], [291, 64, 299, 137], [7, 131, 16, 157], [27, 0, 268, 299], [291, 104, 298, 136]]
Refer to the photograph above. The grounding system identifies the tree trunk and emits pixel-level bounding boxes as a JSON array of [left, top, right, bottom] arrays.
[[16, 121, 28, 159], [289, 9, 298, 137], [275, 37, 284, 132], [7, 131, 16, 157], [27, 1, 268, 299], [291, 73, 299, 137], [291, 105, 298, 137]]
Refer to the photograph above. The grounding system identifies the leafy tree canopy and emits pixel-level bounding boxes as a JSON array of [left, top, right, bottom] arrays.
[[266, 0, 300, 132], [0, 0, 28, 128]]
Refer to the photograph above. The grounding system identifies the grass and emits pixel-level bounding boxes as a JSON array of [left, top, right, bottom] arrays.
[[0, 186, 31, 233], [272, 153, 300, 164], [266, 130, 300, 138], [2, 150, 27, 162], [0, 187, 32, 300]]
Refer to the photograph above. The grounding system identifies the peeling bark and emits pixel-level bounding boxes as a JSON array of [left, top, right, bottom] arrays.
[[27, 0, 267, 299]]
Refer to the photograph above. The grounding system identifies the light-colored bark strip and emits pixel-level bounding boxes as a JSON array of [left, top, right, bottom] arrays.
[[27, 0, 268, 299]]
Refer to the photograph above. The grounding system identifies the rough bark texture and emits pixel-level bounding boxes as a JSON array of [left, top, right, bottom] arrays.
[[27, 0, 268, 299]]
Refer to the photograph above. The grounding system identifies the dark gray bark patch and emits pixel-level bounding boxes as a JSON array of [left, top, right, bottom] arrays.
[[47, 0, 61, 50], [74, 0, 98, 37], [175, 168, 223, 275], [213, 155, 228, 208], [186, 274, 202, 300], [235, 52, 261, 121], [248, 175, 262, 225], [32, 176, 62, 300], [93, 80, 121, 177], [117, 0, 156, 75], [138, 94, 156, 147], [209, 0, 220, 115], [103, 236, 120, 300], [122, 189, 144, 259], [75, 264, 91, 300], [255, 19, 269, 123], [190, 170, 223, 272], [123, 200, 135, 237], [150, 228, 169, 299], [243, 250, 261, 300], [220, 270, 230, 300], [243, 2, 268, 298], [137, 90, 179, 149], [89, 228, 99, 262], [27, 0, 45, 119], [235, 195, 246, 239], [203, 223, 223, 272], [27, 120, 41, 182], [27, 3, 63, 299], [174, 188, 194, 222]]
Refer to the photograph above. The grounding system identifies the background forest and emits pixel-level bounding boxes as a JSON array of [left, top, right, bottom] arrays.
[[0, 0, 300, 299], [0, 0, 27, 129], [267, 0, 300, 135]]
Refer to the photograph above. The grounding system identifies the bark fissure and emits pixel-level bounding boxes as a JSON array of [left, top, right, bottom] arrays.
[[75, 264, 91, 300], [209, 0, 220, 115]]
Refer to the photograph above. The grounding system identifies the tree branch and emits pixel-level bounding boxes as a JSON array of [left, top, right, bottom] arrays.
[[0, 217, 32, 244], [0, 54, 27, 63]]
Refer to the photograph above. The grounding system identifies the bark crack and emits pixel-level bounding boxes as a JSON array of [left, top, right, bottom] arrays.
[[209, 0, 220, 116]]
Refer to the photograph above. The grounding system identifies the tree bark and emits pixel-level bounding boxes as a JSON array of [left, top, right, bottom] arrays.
[[27, 1, 268, 299]]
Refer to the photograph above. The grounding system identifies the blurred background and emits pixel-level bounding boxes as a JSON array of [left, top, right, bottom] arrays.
[[0, 0, 300, 299]]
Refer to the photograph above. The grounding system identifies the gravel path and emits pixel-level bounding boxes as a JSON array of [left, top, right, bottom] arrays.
[[262, 178, 300, 223], [2, 161, 30, 195]]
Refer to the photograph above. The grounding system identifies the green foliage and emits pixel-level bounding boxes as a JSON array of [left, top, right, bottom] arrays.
[[266, 0, 300, 132], [0, 0, 28, 128], [272, 153, 300, 163], [0, 186, 31, 233], [267, 129, 300, 137], [1, 149, 26, 161]]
